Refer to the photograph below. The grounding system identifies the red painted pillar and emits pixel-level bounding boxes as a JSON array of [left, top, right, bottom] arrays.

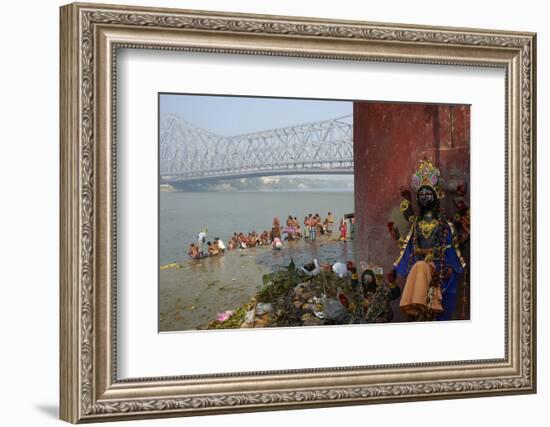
[[353, 102, 470, 319]]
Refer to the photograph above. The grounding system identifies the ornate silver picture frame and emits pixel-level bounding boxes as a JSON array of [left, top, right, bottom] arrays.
[[60, 2, 536, 423]]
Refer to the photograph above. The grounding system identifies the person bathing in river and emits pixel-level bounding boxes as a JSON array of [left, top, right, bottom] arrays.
[[230, 233, 239, 250], [339, 217, 348, 241], [239, 232, 248, 249], [326, 212, 334, 235], [252, 231, 260, 246], [188, 243, 200, 259], [271, 217, 281, 241], [293, 217, 302, 238], [323, 218, 331, 236], [285, 215, 296, 240], [315, 213, 323, 236], [272, 236, 282, 250], [209, 241, 219, 256], [313, 214, 324, 236], [214, 237, 225, 253], [259, 230, 267, 245], [303, 215, 310, 239], [309, 215, 318, 241], [197, 228, 207, 253]]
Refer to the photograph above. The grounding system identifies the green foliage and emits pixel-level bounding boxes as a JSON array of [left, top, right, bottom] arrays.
[[257, 258, 304, 303]]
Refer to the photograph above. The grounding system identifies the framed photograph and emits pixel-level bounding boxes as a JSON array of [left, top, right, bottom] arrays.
[[60, 2, 537, 423]]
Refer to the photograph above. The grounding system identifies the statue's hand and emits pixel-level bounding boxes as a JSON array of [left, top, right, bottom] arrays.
[[400, 186, 412, 201], [387, 222, 400, 241], [399, 188, 415, 222]]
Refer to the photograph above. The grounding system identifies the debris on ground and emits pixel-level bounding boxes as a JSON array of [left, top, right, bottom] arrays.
[[202, 259, 402, 330], [160, 262, 183, 270]]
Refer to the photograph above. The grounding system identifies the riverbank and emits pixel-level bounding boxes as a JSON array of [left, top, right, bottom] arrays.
[[159, 235, 355, 331]]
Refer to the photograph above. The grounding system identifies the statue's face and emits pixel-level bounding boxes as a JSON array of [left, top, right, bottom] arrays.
[[417, 187, 436, 208], [363, 274, 373, 285], [362, 271, 377, 293]]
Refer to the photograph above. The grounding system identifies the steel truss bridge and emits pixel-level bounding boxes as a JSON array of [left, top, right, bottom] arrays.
[[160, 112, 353, 183]]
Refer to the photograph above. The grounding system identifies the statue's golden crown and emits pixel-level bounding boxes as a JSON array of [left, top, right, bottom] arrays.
[[411, 158, 445, 199]]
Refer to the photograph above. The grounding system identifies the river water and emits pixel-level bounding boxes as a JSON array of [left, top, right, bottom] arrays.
[[160, 190, 354, 265], [159, 190, 355, 330]]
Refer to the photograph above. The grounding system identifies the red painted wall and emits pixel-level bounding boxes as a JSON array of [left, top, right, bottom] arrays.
[[353, 102, 470, 319]]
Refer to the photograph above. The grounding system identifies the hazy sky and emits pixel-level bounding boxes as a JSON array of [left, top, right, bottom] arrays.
[[160, 93, 352, 136]]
